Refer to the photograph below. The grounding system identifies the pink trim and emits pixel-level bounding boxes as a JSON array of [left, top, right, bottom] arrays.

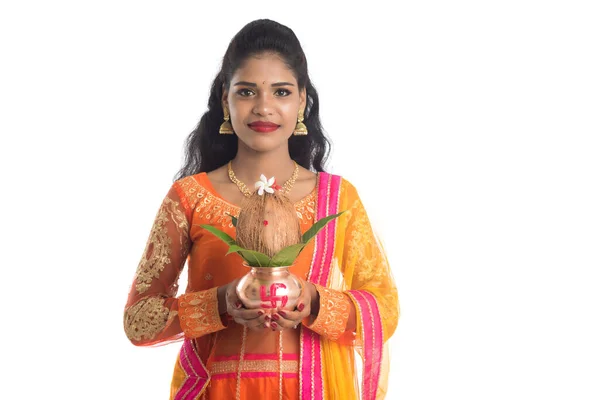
[[308, 173, 327, 285], [210, 372, 299, 380], [212, 353, 298, 362], [174, 339, 210, 400], [300, 172, 342, 400], [300, 329, 323, 400], [310, 173, 341, 288], [320, 174, 341, 287], [346, 290, 384, 400]]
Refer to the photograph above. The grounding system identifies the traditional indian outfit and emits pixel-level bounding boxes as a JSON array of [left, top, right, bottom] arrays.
[[124, 171, 399, 399]]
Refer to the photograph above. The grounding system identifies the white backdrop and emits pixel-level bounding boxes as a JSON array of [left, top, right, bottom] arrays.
[[1, 1, 599, 399]]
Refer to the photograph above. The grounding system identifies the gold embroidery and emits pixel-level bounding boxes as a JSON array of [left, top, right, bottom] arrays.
[[305, 284, 351, 340], [178, 175, 316, 227], [343, 180, 399, 341], [174, 176, 199, 214], [124, 296, 170, 342], [209, 359, 298, 374], [177, 176, 239, 227], [295, 194, 316, 223], [179, 287, 225, 337], [134, 196, 190, 294], [347, 198, 385, 287]]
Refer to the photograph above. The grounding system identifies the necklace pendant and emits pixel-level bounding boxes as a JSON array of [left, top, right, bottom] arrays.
[[228, 160, 299, 197]]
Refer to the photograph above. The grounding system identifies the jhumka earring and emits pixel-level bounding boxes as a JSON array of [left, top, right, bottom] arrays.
[[293, 109, 308, 136], [219, 107, 234, 135]]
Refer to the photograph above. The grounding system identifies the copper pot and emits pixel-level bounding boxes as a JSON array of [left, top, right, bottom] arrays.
[[236, 266, 303, 311]]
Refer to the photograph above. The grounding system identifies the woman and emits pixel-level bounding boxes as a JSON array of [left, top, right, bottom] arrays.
[[123, 19, 399, 400]]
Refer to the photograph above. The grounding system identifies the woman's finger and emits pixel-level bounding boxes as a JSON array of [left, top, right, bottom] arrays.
[[268, 319, 285, 331], [270, 311, 298, 330]]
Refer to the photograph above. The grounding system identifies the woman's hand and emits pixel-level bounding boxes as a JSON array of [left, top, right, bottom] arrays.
[[269, 281, 318, 332], [223, 279, 269, 331]]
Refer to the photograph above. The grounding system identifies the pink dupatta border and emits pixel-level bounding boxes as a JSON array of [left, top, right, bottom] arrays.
[[174, 339, 210, 400], [346, 290, 384, 400], [300, 172, 342, 400]]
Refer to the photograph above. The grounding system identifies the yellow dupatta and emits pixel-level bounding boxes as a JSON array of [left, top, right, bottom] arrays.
[[302, 173, 399, 399]]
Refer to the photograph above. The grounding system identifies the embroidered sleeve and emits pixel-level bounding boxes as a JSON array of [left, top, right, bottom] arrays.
[[124, 296, 178, 342], [341, 182, 400, 343], [179, 287, 227, 338], [123, 181, 193, 346], [303, 284, 352, 341]]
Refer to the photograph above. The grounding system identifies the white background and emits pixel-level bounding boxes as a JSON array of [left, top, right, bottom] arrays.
[[1, 1, 599, 399]]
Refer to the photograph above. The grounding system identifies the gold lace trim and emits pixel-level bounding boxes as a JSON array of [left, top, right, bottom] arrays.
[[305, 284, 351, 341], [295, 195, 316, 224], [134, 196, 190, 294], [179, 287, 226, 337], [176, 175, 316, 226], [209, 359, 299, 374], [124, 296, 173, 342]]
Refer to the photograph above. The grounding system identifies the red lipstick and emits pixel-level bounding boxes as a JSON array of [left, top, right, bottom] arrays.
[[248, 121, 279, 133]]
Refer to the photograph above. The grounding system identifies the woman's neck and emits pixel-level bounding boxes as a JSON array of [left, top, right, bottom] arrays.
[[230, 146, 296, 187]]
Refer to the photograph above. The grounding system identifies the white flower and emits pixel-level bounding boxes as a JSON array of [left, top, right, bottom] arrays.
[[254, 174, 275, 196]]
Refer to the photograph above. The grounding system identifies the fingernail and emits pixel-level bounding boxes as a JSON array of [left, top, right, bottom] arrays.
[[257, 310, 264, 316], [235, 302, 242, 309], [271, 322, 277, 329], [265, 315, 270, 321], [264, 322, 269, 328], [278, 310, 287, 317], [271, 314, 279, 321], [298, 303, 305, 311]]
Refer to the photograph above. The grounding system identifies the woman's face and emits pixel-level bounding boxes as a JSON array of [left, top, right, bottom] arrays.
[[223, 52, 306, 154]]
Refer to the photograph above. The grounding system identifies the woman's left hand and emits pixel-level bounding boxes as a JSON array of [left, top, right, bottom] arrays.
[[268, 281, 317, 331]]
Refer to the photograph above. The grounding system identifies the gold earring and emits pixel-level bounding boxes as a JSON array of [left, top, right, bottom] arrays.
[[219, 107, 234, 135], [293, 110, 308, 136]]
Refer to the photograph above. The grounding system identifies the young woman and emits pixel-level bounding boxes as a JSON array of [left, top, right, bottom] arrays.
[[123, 19, 399, 400]]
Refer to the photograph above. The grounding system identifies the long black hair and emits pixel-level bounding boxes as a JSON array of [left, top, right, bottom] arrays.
[[174, 19, 331, 181]]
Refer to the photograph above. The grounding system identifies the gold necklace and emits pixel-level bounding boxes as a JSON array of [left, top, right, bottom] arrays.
[[227, 160, 299, 197]]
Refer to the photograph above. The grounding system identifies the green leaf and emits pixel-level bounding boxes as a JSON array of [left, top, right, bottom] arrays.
[[225, 244, 244, 255], [225, 212, 237, 227], [200, 223, 270, 267], [301, 211, 345, 244], [199, 224, 236, 246], [225, 245, 271, 267], [269, 243, 307, 267], [237, 249, 272, 267]]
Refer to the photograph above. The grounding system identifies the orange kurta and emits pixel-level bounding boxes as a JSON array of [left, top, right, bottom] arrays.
[[124, 171, 399, 399]]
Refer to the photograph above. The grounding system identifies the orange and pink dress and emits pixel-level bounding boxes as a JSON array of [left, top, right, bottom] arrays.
[[123, 171, 399, 399]]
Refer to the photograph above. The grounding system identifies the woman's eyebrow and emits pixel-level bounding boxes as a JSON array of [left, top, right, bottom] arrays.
[[233, 81, 295, 87]]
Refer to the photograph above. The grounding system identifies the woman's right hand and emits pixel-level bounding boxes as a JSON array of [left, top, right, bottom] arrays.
[[223, 279, 269, 331]]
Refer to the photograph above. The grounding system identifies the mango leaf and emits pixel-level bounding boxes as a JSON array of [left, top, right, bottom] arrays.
[[225, 212, 237, 227], [301, 211, 345, 244], [237, 249, 272, 267], [225, 244, 244, 256], [269, 243, 307, 267], [199, 224, 236, 246]]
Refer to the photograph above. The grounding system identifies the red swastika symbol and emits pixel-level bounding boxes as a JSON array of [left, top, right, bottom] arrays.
[[260, 283, 288, 308]]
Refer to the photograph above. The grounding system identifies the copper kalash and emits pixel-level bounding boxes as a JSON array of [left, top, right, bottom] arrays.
[[235, 189, 304, 311]]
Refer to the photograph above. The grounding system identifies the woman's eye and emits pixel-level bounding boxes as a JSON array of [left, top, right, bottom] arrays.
[[275, 89, 291, 96], [238, 89, 254, 96], [237, 88, 290, 97]]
